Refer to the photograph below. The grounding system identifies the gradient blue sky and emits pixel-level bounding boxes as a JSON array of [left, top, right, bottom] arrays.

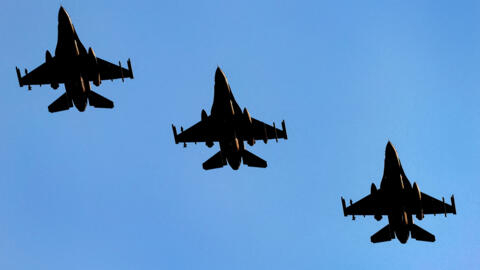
[[1, 1, 479, 269]]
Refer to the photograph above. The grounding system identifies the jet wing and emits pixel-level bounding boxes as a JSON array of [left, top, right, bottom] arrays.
[[341, 194, 389, 217], [17, 57, 133, 87], [93, 58, 134, 81], [247, 118, 288, 142], [172, 120, 220, 144], [420, 193, 456, 215], [16, 61, 62, 87]]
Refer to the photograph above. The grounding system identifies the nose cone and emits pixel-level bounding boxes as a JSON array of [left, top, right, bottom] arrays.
[[384, 141, 402, 172], [58, 6, 68, 19], [215, 66, 227, 82], [58, 6, 72, 25], [385, 141, 397, 158]]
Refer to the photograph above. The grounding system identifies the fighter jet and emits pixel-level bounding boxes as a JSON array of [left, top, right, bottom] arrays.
[[15, 6, 133, 113], [341, 142, 456, 244], [172, 67, 287, 170]]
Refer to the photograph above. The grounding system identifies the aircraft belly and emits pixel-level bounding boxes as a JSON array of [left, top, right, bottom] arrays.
[[73, 96, 87, 112], [227, 154, 241, 170], [395, 228, 410, 244], [65, 81, 87, 112]]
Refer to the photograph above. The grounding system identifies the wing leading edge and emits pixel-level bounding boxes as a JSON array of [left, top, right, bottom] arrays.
[[16, 61, 61, 89], [248, 118, 287, 143], [16, 57, 133, 90], [341, 192, 456, 218], [172, 118, 287, 146], [172, 119, 219, 145], [419, 193, 456, 216], [341, 193, 389, 219], [92, 58, 134, 81]]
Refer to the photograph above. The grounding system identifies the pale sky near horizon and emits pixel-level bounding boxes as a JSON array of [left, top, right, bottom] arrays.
[[0, 1, 479, 269]]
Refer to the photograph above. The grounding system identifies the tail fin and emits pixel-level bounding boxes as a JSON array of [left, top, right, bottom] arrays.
[[371, 224, 395, 243], [242, 150, 267, 168], [411, 224, 435, 242], [48, 93, 73, 113], [88, 91, 114, 109], [203, 151, 227, 170]]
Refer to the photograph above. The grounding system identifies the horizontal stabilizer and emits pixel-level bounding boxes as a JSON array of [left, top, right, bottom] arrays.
[[371, 224, 394, 243], [88, 91, 114, 109], [203, 151, 227, 170], [242, 150, 267, 168], [48, 93, 73, 113], [411, 224, 435, 242]]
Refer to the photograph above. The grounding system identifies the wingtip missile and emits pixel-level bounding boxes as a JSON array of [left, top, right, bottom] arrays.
[[281, 120, 287, 139], [127, 58, 134, 79], [451, 195, 456, 215], [16, 67, 23, 87], [172, 124, 178, 144], [263, 124, 268, 144]]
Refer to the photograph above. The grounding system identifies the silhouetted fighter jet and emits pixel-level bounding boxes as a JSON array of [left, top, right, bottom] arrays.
[[172, 67, 287, 170], [15, 6, 133, 113], [341, 142, 456, 244]]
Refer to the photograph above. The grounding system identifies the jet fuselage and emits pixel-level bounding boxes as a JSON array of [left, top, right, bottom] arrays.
[[210, 68, 248, 169], [54, 7, 93, 112], [380, 142, 415, 243]]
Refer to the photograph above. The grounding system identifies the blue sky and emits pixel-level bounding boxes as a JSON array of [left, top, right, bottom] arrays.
[[0, 1, 479, 269]]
